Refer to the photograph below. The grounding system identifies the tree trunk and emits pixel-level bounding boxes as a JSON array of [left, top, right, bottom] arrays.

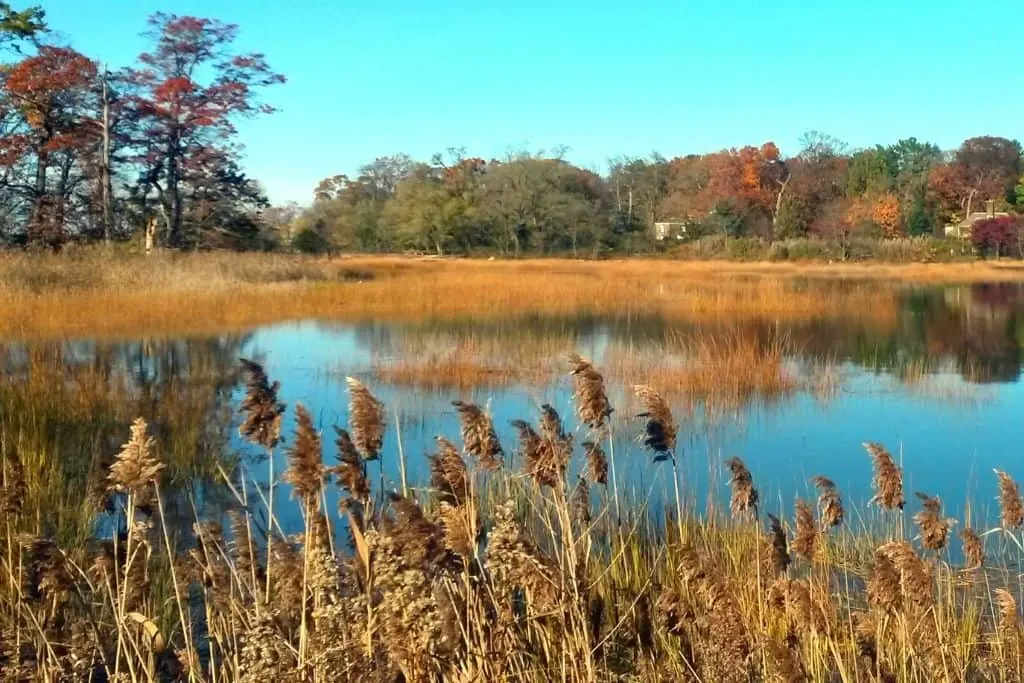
[[166, 135, 182, 247], [100, 66, 113, 243]]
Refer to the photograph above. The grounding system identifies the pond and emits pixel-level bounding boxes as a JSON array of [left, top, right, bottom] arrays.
[[4, 277, 1023, 540]]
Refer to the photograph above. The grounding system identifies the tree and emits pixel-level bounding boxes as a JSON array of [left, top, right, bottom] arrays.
[[0, 46, 97, 247], [846, 148, 893, 197], [971, 216, 1021, 258], [0, 2, 45, 52], [126, 13, 284, 247]]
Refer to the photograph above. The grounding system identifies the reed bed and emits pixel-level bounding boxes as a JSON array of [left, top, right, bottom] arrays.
[[3, 354, 1024, 681], [0, 252, 911, 340]]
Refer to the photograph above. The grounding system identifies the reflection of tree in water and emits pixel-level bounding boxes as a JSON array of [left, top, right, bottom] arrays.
[[0, 334, 249, 543]]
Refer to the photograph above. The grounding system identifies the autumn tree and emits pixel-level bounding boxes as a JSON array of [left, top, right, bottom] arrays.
[[0, 46, 97, 246], [0, 2, 44, 52], [126, 13, 284, 247]]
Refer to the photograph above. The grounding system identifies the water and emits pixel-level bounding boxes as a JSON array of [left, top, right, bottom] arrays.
[[5, 279, 1024, 537]]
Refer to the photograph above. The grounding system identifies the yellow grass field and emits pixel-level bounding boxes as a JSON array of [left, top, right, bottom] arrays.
[[5, 250, 1023, 340]]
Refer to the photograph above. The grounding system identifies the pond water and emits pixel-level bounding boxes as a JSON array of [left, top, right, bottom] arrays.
[[5, 279, 1024, 538]]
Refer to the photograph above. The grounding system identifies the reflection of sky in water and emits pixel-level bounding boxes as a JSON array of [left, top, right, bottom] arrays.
[[233, 320, 1023, 535]]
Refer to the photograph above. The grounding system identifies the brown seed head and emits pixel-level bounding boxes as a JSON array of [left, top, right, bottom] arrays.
[[724, 457, 758, 516], [994, 588, 1021, 640], [864, 442, 904, 511], [912, 492, 953, 552], [634, 385, 677, 456], [283, 404, 325, 505], [792, 499, 817, 561], [331, 427, 370, 503], [452, 400, 503, 471], [429, 436, 470, 507], [959, 527, 984, 570], [811, 475, 844, 529], [571, 477, 591, 528], [765, 513, 790, 575], [568, 353, 613, 431], [995, 469, 1024, 530], [239, 358, 285, 449], [583, 441, 608, 485], [879, 541, 933, 611], [866, 549, 902, 614], [108, 417, 163, 496], [345, 377, 385, 461]]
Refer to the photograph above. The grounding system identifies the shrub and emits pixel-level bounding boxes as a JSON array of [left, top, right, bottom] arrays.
[[970, 216, 1021, 258], [292, 227, 330, 254]]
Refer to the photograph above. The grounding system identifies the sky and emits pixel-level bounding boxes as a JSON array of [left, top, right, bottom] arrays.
[[39, 0, 1021, 206]]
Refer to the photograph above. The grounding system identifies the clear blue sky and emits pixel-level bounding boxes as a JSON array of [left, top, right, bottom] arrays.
[[41, 0, 1020, 205]]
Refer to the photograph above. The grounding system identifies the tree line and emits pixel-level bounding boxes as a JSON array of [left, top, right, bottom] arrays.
[[290, 134, 1024, 256], [1, 4, 1022, 256], [0, 4, 284, 250]]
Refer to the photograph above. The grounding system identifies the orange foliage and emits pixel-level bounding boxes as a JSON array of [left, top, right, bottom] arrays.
[[871, 193, 903, 238]]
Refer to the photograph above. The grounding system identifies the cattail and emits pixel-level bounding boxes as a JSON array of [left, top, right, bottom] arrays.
[[765, 513, 790, 575], [571, 477, 591, 527], [811, 475, 844, 529], [913, 492, 953, 552], [959, 527, 984, 570], [724, 457, 758, 516], [879, 541, 933, 611], [108, 417, 163, 496], [866, 549, 901, 613], [634, 385, 677, 458], [583, 441, 608, 485], [345, 377, 384, 461], [239, 358, 285, 449], [429, 436, 470, 506], [864, 442, 904, 511], [283, 404, 325, 505], [792, 499, 817, 561], [452, 400, 503, 471], [332, 427, 370, 503], [995, 469, 1024, 530], [568, 353, 613, 431]]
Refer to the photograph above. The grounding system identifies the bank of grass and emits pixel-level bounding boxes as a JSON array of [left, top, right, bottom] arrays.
[[3, 355, 1024, 681]]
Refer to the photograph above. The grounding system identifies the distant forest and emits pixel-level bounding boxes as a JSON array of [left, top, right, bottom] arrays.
[[0, 4, 1022, 256]]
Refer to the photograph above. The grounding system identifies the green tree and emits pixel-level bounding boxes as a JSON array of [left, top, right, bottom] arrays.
[[846, 148, 894, 196]]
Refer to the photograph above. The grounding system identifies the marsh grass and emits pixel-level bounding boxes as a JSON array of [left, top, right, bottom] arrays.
[[5, 355, 1024, 681]]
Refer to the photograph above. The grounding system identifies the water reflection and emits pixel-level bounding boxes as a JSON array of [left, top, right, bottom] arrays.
[[3, 280, 1024, 541]]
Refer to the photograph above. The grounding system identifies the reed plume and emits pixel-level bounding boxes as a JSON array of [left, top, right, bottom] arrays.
[[332, 427, 369, 503], [429, 436, 470, 506], [0, 448, 26, 516], [634, 385, 677, 458], [283, 404, 325, 505], [437, 501, 475, 559], [811, 475, 844, 529], [571, 477, 591, 527], [792, 499, 817, 561], [959, 527, 984, 570], [582, 441, 608, 485], [765, 513, 790, 575], [879, 541, 933, 611], [452, 400, 503, 470], [724, 457, 758, 517], [514, 406, 572, 490], [345, 377, 385, 461], [912, 492, 953, 552], [995, 469, 1024, 530], [866, 549, 901, 613], [239, 358, 285, 449], [864, 442, 904, 511], [107, 417, 163, 496], [994, 589, 1022, 643], [568, 353, 613, 430]]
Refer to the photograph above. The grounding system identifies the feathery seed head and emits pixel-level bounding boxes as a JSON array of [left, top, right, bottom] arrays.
[[864, 442, 904, 511], [345, 377, 385, 461], [634, 385, 677, 458], [811, 475, 844, 529], [283, 404, 325, 504], [568, 353, 613, 431], [582, 441, 608, 485], [239, 358, 285, 449], [452, 400, 503, 471], [108, 417, 163, 496], [995, 469, 1024, 530], [724, 457, 758, 516]]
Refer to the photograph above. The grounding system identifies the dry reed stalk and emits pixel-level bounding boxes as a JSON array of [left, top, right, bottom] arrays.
[[791, 499, 817, 561], [724, 457, 758, 517], [994, 589, 1022, 642], [345, 377, 385, 461], [571, 477, 591, 528], [0, 448, 26, 516], [959, 528, 984, 570], [568, 353, 612, 431], [995, 469, 1024, 531], [767, 578, 825, 636], [764, 513, 790, 575], [811, 475, 844, 529], [429, 437, 470, 507], [484, 500, 560, 614], [582, 441, 608, 485], [912, 492, 953, 552], [633, 385, 677, 457], [331, 427, 370, 503], [239, 358, 285, 449], [283, 404, 325, 506], [864, 442, 904, 511], [451, 400, 503, 471]]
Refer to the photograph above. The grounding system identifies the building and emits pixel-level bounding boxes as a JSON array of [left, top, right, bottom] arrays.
[[653, 222, 688, 241], [944, 200, 1009, 239]]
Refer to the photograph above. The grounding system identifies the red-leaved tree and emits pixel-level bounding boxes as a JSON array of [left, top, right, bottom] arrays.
[[970, 215, 1021, 259], [126, 13, 284, 247]]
